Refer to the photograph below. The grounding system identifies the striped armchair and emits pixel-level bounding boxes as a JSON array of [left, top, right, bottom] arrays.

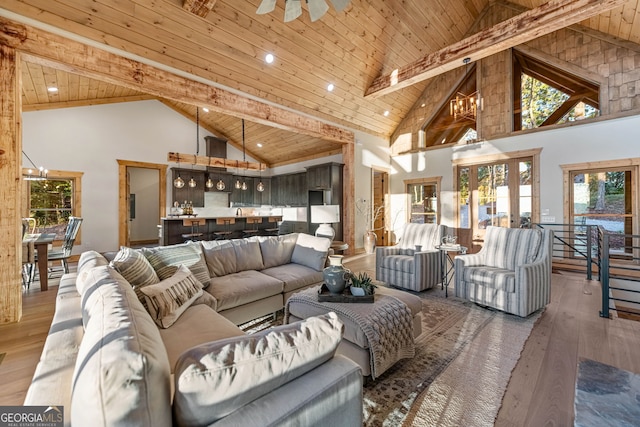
[[454, 226, 553, 317], [375, 223, 446, 292]]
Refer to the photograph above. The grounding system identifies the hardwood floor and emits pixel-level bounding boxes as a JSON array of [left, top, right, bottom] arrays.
[[1, 255, 639, 426]]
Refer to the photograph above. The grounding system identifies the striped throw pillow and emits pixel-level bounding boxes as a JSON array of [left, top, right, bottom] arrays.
[[110, 246, 160, 304], [139, 265, 204, 328], [142, 243, 210, 288]]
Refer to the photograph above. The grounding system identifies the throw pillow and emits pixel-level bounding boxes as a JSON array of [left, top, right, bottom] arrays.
[[139, 265, 204, 329], [232, 238, 265, 271], [108, 246, 160, 302], [173, 312, 344, 426], [290, 233, 331, 271], [201, 240, 237, 277], [258, 233, 298, 268], [142, 242, 210, 288]]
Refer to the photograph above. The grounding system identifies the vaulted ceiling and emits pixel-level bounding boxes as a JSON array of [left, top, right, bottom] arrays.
[[7, 0, 640, 166]]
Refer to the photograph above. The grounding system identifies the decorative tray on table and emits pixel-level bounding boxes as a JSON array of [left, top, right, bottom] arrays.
[[317, 284, 374, 303]]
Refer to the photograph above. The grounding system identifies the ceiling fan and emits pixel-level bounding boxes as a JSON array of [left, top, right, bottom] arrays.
[[257, 0, 351, 22]]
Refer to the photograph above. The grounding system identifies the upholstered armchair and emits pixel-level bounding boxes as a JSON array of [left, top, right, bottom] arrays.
[[454, 226, 553, 317], [376, 223, 446, 292]]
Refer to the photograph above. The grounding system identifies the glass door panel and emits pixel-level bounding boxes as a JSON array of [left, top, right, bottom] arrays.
[[476, 163, 510, 234], [519, 160, 532, 228], [459, 167, 470, 229]]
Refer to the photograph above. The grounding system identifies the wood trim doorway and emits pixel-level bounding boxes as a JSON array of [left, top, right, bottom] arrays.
[[117, 160, 167, 248], [373, 168, 391, 246]]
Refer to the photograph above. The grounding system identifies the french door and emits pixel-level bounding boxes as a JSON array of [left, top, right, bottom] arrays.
[[457, 155, 536, 242]]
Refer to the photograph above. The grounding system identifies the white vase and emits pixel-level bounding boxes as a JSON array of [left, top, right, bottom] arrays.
[[364, 231, 377, 254]]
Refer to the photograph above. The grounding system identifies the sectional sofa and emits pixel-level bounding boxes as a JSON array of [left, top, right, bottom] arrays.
[[24, 233, 363, 426]]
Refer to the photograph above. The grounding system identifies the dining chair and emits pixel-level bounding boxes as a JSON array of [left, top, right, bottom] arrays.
[[21, 219, 36, 289], [37, 217, 83, 278]]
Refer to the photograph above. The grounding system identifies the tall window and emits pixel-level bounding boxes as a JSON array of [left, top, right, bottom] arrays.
[[567, 165, 636, 256], [422, 65, 477, 148], [23, 170, 83, 240], [513, 50, 600, 131]]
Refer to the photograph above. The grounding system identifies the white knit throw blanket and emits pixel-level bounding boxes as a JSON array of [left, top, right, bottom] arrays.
[[286, 287, 415, 379]]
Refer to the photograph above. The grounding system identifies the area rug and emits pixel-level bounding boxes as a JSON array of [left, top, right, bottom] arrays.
[[574, 358, 640, 427], [240, 288, 540, 426]]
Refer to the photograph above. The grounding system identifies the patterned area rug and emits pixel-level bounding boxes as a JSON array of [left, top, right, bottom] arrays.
[[574, 358, 640, 427], [240, 287, 541, 426]]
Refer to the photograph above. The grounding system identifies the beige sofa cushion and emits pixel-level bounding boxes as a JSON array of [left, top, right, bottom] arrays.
[[71, 265, 172, 427], [143, 242, 210, 288], [207, 270, 283, 312], [201, 240, 237, 277], [232, 238, 265, 271], [261, 263, 324, 294], [139, 265, 204, 328], [291, 233, 331, 271], [257, 233, 298, 268], [173, 312, 344, 426], [159, 304, 245, 372]]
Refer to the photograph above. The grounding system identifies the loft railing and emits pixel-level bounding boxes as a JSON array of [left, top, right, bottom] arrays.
[[600, 232, 640, 318], [532, 223, 600, 280]]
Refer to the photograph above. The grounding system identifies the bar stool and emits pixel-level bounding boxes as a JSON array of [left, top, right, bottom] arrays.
[[213, 218, 235, 240], [243, 217, 262, 237], [181, 218, 206, 242], [264, 216, 281, 236]]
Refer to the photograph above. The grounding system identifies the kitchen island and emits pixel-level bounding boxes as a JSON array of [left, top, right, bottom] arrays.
[[159, 215, 283, 246]]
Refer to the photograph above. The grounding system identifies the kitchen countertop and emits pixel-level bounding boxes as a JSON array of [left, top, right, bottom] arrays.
[[162, 215, 282, 220]]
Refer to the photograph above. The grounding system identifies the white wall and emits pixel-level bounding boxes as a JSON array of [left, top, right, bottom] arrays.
[[23, 100, 222, 253], [389, 115, 640, 235]]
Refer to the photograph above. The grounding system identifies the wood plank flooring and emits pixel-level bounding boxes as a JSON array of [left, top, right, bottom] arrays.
[[1, 254, 639, 426]]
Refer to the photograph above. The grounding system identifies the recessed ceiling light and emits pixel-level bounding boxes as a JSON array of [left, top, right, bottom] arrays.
[[47, 87, 58, 93], [265, 53, 275, 64], [421, 103, 426, 108], [383, 110, 390, 117], [203, 107, 209, 112], [257, 143, 263, 148], [327, 83, 334, 92]]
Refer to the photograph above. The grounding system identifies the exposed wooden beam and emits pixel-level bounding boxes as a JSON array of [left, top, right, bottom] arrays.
[[182, 0, 218, 18], [22, 95, 156, 112], [167, 152, 267, 171], [0, 17, 354, 145], [365, 0, 627, 99]]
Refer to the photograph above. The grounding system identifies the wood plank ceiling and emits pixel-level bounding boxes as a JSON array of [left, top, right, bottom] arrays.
[[8, 0, 640, 167]]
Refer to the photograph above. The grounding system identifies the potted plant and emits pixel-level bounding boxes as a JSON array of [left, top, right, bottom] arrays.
[[346, 272, 377, 296]]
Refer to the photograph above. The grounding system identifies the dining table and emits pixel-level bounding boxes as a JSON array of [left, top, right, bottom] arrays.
[[24, 233, 56, 291]]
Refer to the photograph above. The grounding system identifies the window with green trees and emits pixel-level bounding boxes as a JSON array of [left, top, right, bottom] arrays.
[[513, 50, 600, 131], [24, 171, 82, 240]]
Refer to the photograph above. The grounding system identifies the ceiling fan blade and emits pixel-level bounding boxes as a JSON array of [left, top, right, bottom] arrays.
[[256, 0, 277, 14], [284, 0, 302, 22], [307, 0, 329, 22], [328, 0, 350, 12]]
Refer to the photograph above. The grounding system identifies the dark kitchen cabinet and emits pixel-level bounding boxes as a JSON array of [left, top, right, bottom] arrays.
[[271, 172, 307, 206], [172, 168, 205, 207]]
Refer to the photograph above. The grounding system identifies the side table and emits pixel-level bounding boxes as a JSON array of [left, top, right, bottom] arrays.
[[435, 244, 467, 297], [330, 240, 349, 254]]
